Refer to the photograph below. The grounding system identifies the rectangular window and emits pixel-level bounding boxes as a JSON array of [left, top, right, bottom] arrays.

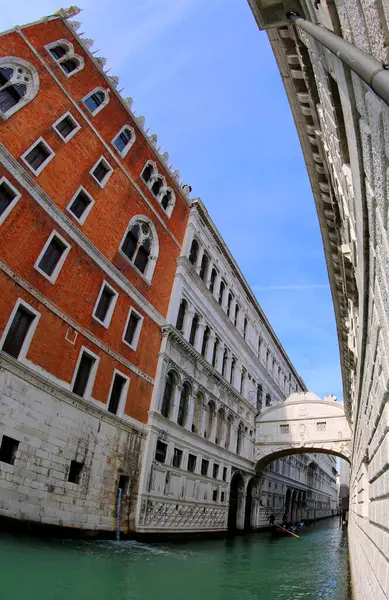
[[221, 491, 225, 502], [35, 232, 70, 282], [280, 424, 290, 434], [0, 177, 21, 224], [212, 489, 218, 502], [67, 187, 94, 224], [93, 282, 118, 327], [1, 303, 37, 360], [172, 448, 183, 469], [187, 454, 197, 473], [201, 459, 209, 477], [53, 112, 80, 142], [72, 350, 97, 398], [108, 372, 128, 415], [155, 440, 167, 463], [21, 138, 54, 175], [112, 127, 134, 157], [0, 435, 19, 465], [123, 308, 143, 350], [68, 460, 84, 484], [213, 463, 219, 479], [90, 156, 113, 188], [223, 467, 227, 482]]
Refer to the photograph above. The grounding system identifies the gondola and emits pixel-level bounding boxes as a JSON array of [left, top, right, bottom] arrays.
[[271, 522, 304, 538]]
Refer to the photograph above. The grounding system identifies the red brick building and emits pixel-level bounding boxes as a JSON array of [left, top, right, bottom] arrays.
[[0, 7, 190, 534]]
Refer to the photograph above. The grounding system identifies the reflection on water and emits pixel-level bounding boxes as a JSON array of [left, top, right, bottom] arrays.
[[0, 518, 350, 600]]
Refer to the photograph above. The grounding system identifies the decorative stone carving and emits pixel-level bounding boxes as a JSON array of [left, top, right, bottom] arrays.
[[95, 57, 107, 68], [68, 20, 81, 30], [149, 133, 158, 146], [136, 116, 146, 129], [82, 38, 94, 49], [62, 6, 82, 18], [109, 75, 119, 88]]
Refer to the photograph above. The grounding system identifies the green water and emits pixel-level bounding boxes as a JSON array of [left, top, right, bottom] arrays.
[[0, 518, 350, 600]]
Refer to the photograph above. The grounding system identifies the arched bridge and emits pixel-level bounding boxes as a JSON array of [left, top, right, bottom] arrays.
[[255, 392, 351, 469]]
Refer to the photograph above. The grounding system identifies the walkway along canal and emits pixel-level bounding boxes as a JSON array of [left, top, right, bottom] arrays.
[[0, 518, 350, 600]]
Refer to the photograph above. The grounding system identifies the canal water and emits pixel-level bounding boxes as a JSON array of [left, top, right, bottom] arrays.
[[0, 518, 350, 600]]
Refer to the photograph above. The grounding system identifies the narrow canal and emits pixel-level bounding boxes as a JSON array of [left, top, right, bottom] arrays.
[[0, 518, 350, 600]]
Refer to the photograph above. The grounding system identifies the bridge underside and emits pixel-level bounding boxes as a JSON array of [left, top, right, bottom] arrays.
[[255, 392, 351, 470]]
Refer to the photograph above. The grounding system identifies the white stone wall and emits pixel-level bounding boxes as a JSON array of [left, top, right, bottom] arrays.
[[0, 353, 144, 533]]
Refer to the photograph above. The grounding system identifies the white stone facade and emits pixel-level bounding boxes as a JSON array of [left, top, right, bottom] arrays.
[[248, 1, 389, 597], [136, 200, 338, 533]]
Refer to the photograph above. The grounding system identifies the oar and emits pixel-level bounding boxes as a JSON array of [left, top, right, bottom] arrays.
[[276, 524, 300, 539]]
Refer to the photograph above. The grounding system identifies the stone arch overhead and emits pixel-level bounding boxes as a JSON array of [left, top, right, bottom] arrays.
[[244, 475, 258, 495], [255, 392, 352, 470]]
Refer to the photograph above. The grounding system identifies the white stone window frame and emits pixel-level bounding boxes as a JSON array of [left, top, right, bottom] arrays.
[[0, 176, 22, 225], [90, 155, 114, 189], [52, 110, 81, 143], [111, 125, 136, 158], [106, 368, 130, 418], [0, 56, 40, 121], [159, 185, 176, 218], [82, 86, 110, 117], [0, 298, 40, 362], [140, 160, 175, 218], [66, 185, 95, 225], [92, 280, 119, 329], [20, 136, 55, 176], [44, 39, 84, 78], [119, 215, 159, 284], [122, 306, 144, 351], [34, 229, 71, 284], [71, 345, 100, 401]]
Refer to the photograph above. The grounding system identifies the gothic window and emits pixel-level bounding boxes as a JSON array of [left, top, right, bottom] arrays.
[[46, 40, 84, 77], [83, 88, 109, 115], [225, 415, 233, 449], [218, 280, 225, 306], [151, 176, 164, 197], [189, 313, 199, 346], [160, 188, 175, 215], [258, 337, 262, 358], [161, 371, 177, 418], [113, 126, 135, 157], [209, 268, 217, 293], [227, 292, 233, 317], [177, 382, 191, 427], [215, 408, 224, 445], [201, 326, 210, 357], [243, 317, 248, 340], [192, 392, 203, 434], [120, 217, 157, 280], [205, 400, 215, 440], [256, 384, 263, 411], [141, 161, 156, 184], [236, 422, 244, 455], [265, 393, 271, 407], [189, 239, 199, 265], [176, 298, 188, 333], [234, 303, 240, 326], [221, 348, 228, 378], [230, 357, 236, 385], [199, 253, 209, 281], [212, 337, 219, 368], [0, 58, 39, 120]]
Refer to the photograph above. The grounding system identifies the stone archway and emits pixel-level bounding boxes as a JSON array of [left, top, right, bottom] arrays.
[[228, 471, 245, 531], [244, 478, 257, 531]]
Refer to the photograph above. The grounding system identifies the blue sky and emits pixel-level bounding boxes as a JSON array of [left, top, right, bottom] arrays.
[[4, 1, 343, 400]]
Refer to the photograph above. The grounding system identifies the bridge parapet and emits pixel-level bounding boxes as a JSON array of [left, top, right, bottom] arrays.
[[255, 392, 351, 469]]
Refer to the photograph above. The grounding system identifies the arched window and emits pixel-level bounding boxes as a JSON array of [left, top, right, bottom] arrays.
[[227, 293, 233, 317], [161, 371, 177, 418], [265, 393, 271, 407], [257, 337, 262, 358], [209, 268, 217, 293], [236, 422, 244, 455], [230, 357, 236, 385], [141, 161, 156, 184], [161, 189, 173, 211], [243, 317, 248, 340], [120, 217, 158, 280], [212, 337, 219, 368], [256, 384, 263, 411], [205, 401, 215, 439], [215, 408, 224, 445], [189, 239, 199, 265], [218, 280, 225, 306], [177, 382, 191, 427], [46, 41, 83, 77], [222, 348, 228, 378], [83, 88, 108, 115], [225, 415, 233, 449], [113, 126, 135, 157], [192, 391, 203, 434], [199, 253, 209, 281], [151, 176, 164, 197], [0, 58, 39, 120], [189, 313, 199, 346], [234, 303, 240, 327], [201, 326, 210, 357], [176, 299, 187, 332]]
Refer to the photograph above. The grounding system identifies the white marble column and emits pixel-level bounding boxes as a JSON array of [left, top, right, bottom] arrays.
[[186, 392, 195, 432], [225, 351, 233, 383], [183, 307, 195, 340], [171, 384, 182, 423], [210, 410, 217, 443], [233, 359, 241, 390], [216, 341, 225, 374], [195, 319, 205, 354], [199, 403, 207, 437], [206, 331, 216, 363]]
